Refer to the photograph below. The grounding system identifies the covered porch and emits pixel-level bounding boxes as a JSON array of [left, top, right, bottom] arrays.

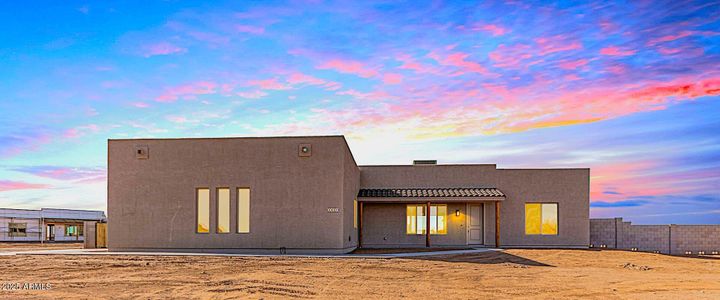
[[356, 188, 505, 248]]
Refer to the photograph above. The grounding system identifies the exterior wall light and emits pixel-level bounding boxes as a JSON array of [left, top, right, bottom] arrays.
[[712, 251, 719, 255], [455, 209, 460, 216], [631, 247, 638, 251], [685, 251, 692, 255], [698, 251, 705, 255]]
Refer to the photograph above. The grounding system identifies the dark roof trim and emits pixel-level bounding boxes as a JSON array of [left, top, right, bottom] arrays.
[[358, 188, 505, 198], [108, 135, 346, 141]]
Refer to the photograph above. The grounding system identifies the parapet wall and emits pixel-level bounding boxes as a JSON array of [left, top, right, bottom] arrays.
[[590, 218, 720, 255]]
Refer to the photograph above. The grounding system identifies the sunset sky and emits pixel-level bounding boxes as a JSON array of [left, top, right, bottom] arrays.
[[0, 1, 718, 224]]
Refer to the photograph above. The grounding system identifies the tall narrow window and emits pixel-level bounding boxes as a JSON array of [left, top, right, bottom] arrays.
[[353, 199, 358, 229], [525, 203, 558, 235], [197, 188, 210, 233], [237, 188, 250, 233], [406, 204, 446, 235], [217, 188, 230, 233]]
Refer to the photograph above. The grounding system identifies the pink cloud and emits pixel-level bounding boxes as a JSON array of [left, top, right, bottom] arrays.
[[382, 73, 403, 84], [166, 115, 188, 123], [599, 46, 637, 56], [63, 124, 100, 139], [0, 180, 51, 192], [247, 78, 292, 90], [287, 72, 342, 90], [534, 35, 582, 55], [657, 47, 682, 55], [316, 59, 379, 78], [236, 25, 265, 34], [396, 54, 442, 75], [131, 102, 150, 108], [488, 44, 533, 69], [473, 24, 509, 36], [256, 76, 720, 141], [155, 81, 218, 102], [142, 42, 186, 57], [428, 51, 491, 75], [287, 73, 325, 85], [647, 30, 694, 46], [558, 59, 589, 70], [236, 90, 268, 99], [12, 166, 106, 182]]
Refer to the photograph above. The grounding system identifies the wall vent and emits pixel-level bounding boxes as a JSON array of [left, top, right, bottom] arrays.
[[135, 145, 149, 159], [413, 160, 437, 165]]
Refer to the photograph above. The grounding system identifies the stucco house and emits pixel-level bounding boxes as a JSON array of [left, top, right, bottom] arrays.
[[0, 208, 106, 242], [108, 135, 589, 254]]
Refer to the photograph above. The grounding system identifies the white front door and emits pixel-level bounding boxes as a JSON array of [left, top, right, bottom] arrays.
[[467, 204, 484, 245]]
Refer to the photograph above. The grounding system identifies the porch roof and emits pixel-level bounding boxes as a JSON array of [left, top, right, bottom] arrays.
[[357, 187, 505, 202]]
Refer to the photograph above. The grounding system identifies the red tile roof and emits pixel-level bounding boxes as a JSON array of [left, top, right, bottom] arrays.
[[358, 188, 505, 198]]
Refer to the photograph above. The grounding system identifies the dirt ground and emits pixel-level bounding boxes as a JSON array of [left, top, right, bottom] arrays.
[[0, 242, 83, 253], [1, 248, 719, 299]]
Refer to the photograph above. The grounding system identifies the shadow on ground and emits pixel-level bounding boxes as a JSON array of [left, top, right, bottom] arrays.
[[417, 251, 554, 267]]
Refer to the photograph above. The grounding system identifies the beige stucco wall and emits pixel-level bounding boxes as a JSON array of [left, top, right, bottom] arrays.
[[359, 165, 589, 248], [108, 136, 357, 254], [341, 145, 360, 249], [361, 202, 469, 248], [496, 169, 590, 247]]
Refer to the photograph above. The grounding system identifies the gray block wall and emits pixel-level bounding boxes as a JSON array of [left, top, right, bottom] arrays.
[[590, 218, 720, 255]]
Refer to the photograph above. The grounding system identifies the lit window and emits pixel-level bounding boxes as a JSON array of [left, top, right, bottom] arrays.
[[9, 223, 27, 237], [525, 203, 558, 235], [353, 199, 358, 229], [197, 188, 210, 233], [406, 204, 447, 235], [66, 225, 77, 236], [217, 188, 230, 233], [237, 188, 250, 233]]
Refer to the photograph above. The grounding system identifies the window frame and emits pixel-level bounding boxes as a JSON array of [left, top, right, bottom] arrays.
[[406, 204, 448, 235], [9, 222, 27, 237], [237, 187, 251, 234], [524, 202, 559, 236], [216, 187, 231, 234], [196, 187, 211, 234]]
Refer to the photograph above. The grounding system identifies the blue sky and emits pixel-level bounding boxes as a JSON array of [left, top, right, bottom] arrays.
[[0, 1, 718, 224]]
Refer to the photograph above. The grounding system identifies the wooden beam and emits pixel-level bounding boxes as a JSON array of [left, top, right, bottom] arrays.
[[426, 201, 431, 247], [495, 201, 501, 247], [358, 202, 363, 248]]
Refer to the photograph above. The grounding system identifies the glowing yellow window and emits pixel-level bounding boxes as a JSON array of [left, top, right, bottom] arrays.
[[353, 199, 358, 229], [196, 188, 210, 233], [237, 188, 250, 233], [217, 188, 230, 233], [407, 204, 446, 235], [525, 203, 557, 235]]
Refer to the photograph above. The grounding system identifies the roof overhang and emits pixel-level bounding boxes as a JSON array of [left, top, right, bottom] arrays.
[[358, 196, 505, 203], [357, 187, 505, 203]]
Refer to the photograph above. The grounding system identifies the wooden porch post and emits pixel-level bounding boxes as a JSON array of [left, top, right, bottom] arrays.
[[495, 201, 501, 247], [426, 201, 431, 247], [358, 202, 363, 248]]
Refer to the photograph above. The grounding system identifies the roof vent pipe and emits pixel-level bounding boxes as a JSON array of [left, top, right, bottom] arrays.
[[413, 160, 437, 165]]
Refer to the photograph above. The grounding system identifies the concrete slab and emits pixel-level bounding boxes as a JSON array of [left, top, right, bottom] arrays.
[[6, 247, 500, 258]]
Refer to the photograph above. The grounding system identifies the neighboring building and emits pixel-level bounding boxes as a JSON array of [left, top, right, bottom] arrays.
[[0, 208, 106, 242], [108, 136, 589, 254]]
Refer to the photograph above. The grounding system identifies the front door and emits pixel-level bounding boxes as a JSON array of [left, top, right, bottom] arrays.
[[467, 204, 483, 245], [46, 225, 55, 241]]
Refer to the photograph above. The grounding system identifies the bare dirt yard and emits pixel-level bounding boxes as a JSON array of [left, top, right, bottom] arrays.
[[0, 242, 83, 253], [1, 248, 719, 299]]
